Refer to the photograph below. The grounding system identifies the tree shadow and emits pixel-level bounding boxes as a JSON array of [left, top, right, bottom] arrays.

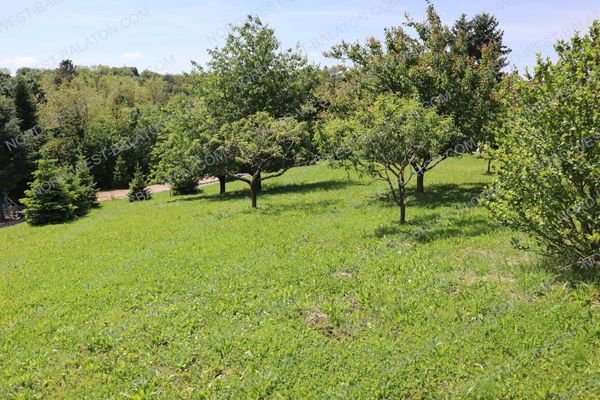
[[249, 199, 342, 216], [415, 183, 488, 209], [527, 257, 600, 285], [370, 183, 488, 209], [169, 179, 354, 204], [370, 212, 500, 244]]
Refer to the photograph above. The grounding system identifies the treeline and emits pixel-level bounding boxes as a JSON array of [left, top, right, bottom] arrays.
[[0, 4, 598, 269]]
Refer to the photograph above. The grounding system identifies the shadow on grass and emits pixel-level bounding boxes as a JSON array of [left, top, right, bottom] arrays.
[[251, 199, 342, 216], [170, 179, 354, 204], [528, 257, 600, 285], [372, 183, 487, 209], [370, 212, 500, 244]]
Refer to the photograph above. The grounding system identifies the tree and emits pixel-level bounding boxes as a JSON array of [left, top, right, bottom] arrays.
[[0, 96, 30, 220], [20, 159, 77, 225], [128, 165, 152, 202], [453, 13, 511, 73], [190, 16, 317, 196], [152, 95, 228, 195], [486, 21, 600, 269], [221, 112, 310, 208], [54, 59, 76, 86], [320, 95, 458, 224], [201, 15, 317, 123], [326, 5, 508, 189], [71, 156, 99, 216], [112, 155, 129, 188], [13, 78, 38, 132]]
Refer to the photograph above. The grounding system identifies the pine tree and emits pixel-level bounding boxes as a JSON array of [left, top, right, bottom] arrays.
[[21, 159, 77, 225], [13, 78, 38, 132], [112, 155, 129, 188], [71, 156, 99, 216], [128, 165, 151, 202]]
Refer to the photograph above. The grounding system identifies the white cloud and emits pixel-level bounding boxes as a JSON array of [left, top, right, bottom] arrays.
[[122, 52, 143, 60], [0, 56, 39, 71]]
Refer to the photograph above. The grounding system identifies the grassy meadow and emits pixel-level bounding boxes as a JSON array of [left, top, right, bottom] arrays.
[[0, 156, 599, 399]]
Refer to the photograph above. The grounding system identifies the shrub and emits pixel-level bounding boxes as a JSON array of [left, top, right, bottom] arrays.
[[487, 21, 600, 269], [128, 165, 152, 202]]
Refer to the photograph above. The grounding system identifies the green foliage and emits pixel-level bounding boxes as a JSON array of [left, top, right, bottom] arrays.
[[13, 78, 38, 132], [453, 13, 511, 71], [325, 4, 505, 154], [112, 155, 129, 188], [0, 95, 30, 196], [151, 95, 217, 190], [487, 21, 600, 268], [201, 15, 317, 123], [1, 159, 599, 398], [20, 159, 76, 225], [128, 165, 152, 202]]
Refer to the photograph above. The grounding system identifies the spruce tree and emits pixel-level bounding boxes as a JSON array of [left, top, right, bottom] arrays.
[[128, 165, 151, 202], [112, 155, 129, 188], [13, 78, 38, 132], [71, 156, 99, 216], [21, 159, 76, 225], [171, 173, 198, 196]]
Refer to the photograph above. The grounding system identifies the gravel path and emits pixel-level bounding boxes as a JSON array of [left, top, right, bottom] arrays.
[[96, 177, 220, 202]]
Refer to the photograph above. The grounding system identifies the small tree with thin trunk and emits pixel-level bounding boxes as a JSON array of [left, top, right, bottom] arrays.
[[321, 95, 457, 224], [221, 112, 310, 208], [128, 165, 152, 202]]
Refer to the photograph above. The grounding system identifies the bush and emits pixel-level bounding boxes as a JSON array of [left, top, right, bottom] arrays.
[[21, 159, 77, 225], [487, 22, 600, 269], [128, 165, 152, 202]]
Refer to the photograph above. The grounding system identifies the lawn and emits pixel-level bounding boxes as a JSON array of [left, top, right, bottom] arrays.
[[0, 156, 598, 399]]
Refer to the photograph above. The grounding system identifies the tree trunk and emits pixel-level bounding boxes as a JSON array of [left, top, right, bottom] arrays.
[[487, 159, 492, 174], [218, 176, 226, 195], [0, 192, 6, 221], [256, 172, 262, 193], [416, 171, 425, 193], [251, 185, 258, 208], [398, 174, 406, 225], [250, 173, 260, 208]]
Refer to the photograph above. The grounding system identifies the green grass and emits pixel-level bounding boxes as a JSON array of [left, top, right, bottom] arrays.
[[1, 156, 599, 399]]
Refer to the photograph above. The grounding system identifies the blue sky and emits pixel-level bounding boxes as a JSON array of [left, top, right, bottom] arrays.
[[1, 0, 598, 74]]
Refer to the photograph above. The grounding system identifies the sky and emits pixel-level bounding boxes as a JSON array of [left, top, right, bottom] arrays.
[[1, 0, 599, 75]]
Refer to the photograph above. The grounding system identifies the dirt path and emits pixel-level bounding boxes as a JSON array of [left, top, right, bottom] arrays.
[[96, 177, 220, 202]]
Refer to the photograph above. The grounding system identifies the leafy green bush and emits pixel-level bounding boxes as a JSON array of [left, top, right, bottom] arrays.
[[21, 159, 77, 225], [487, 21, 600, 269], [128, 165, 152, 202]]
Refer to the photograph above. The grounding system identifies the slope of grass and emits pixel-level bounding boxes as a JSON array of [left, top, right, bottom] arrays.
[[0, 156, 599, 399]]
